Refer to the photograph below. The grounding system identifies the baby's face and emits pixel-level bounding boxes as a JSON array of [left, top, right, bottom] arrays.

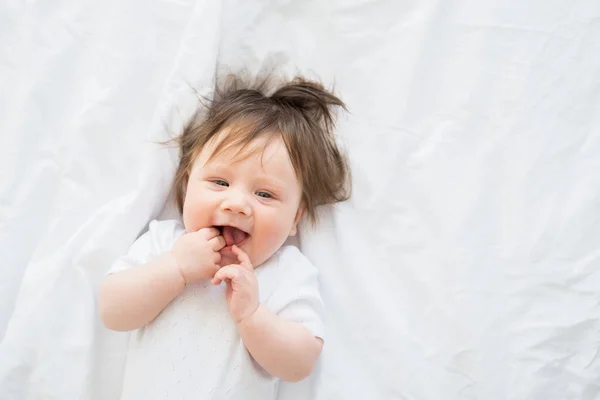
[[182, 133, 303, 268]]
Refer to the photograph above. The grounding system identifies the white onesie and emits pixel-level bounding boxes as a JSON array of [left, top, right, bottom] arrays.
[[108, 220, 325, 400]]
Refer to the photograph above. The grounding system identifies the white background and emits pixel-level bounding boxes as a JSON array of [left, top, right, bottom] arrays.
[[2, 0, 600, 399]]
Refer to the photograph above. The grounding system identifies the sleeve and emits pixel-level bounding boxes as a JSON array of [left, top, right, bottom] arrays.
[[266, 248, 326, 341], [107, 219, 184, 274]]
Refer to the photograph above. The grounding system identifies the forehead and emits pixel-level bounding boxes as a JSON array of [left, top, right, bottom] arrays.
[[195, 128, 296, 177]]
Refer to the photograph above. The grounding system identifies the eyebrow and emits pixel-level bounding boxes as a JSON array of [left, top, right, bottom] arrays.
[[200, 163, 231, 174]]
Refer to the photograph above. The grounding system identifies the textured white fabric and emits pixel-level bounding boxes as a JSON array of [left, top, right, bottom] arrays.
[[2, 0, 600, 399], [109, 220, 325, 400]]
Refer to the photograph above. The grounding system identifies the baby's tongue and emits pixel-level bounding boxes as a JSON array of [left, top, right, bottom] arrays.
[[222, 226, 247, 246]]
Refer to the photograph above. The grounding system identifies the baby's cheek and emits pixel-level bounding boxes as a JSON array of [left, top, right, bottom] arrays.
[[248, 234, 280, 267], [266, 221, 293, 249], [183, 202, 209, 232]]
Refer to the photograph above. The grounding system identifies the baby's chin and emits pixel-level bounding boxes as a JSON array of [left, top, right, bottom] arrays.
[[217, 251, 240, 268], [217, 246, 270, 268]]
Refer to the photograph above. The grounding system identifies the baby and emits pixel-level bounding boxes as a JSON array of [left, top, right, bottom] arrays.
[[99, 73, 350, 399]]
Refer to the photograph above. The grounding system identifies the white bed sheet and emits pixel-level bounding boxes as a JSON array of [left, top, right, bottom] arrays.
[[2, 0, 600, 399]]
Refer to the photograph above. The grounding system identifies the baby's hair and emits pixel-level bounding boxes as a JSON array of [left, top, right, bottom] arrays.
[[173, 72, 351, 225]]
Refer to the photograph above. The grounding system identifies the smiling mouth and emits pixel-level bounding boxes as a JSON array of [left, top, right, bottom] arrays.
[[214, 225, 249, 247]]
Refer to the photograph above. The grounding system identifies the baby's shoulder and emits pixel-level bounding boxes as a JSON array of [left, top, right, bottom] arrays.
[[257, 246, 323, 313], [133, 219, 185, 254], [146, 219, 185, 236], [145, 219, 185, 242], [259, 245, 318, 281], [108, 219, 185, 274], [268, 245, 313, 268]]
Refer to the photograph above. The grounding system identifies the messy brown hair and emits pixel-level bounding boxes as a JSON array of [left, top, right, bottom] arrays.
[[173, 73, 351, 224]]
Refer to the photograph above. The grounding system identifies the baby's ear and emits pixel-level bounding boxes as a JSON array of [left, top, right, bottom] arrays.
[[289, 207, 305, 237]]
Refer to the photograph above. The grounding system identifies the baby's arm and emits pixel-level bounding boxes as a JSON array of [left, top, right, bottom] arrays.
[[211, 245, 322, 382], [99, 252, 186, 331], [238, 305, 323, 382], [100, 227, 224, 331]]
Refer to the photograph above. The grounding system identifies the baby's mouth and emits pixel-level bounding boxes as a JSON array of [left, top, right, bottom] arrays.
[[215, 225, 249, 247]]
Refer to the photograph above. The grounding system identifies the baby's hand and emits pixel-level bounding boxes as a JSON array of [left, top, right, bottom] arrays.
[[211, 245, 259, 323], [171, 227, 225, 284]]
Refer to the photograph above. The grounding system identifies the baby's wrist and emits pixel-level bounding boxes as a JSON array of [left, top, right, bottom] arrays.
[[165, 251, 187, 286], [236, 302, 262, 327]]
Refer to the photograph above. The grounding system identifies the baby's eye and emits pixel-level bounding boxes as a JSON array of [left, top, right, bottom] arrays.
[[213, 180, 229, 187], [256, 191, 272, 199]]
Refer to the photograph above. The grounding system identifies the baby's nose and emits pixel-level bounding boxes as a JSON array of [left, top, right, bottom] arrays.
[[221, 191, 251, 215]]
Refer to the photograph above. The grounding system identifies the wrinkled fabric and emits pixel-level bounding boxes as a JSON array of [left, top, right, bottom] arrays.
[[1, 0, 600, 399]]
